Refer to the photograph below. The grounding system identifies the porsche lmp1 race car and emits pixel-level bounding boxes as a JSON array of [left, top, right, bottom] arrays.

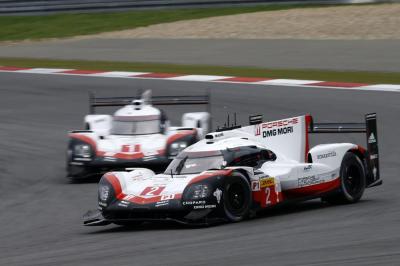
[[84, 113, 381, 226], [67, 90, 210, 179]]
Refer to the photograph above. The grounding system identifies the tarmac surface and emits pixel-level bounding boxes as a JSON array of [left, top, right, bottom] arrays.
[[1, 39, 400, 72], [0, 72, 399, 266]]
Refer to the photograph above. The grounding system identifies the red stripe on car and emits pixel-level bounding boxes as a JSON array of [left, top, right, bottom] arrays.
[[189, 169, 233, 185], [166, 129, 197, 146], [284, 177, 340, 198], [104, 173, 125, 199]]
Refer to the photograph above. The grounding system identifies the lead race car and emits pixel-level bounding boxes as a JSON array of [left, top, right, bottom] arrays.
[[84, 113, 381, 226], [67, 90, 210, 179]]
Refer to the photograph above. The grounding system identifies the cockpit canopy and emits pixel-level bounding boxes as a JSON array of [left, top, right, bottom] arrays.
[[110, 99, 167, 135], [164, 146, 276, 175], [111, 115, 161, 135]]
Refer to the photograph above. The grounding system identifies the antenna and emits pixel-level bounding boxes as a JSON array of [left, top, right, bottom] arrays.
[[170, 169, 174, 179], [216, 112, 242, 132], [136, 88, 143, 99], [89, 91, 95, 114]]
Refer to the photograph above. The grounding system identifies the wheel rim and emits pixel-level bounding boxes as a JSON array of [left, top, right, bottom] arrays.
[[344, 165, 362, 196], [226, 183, 246, 214]]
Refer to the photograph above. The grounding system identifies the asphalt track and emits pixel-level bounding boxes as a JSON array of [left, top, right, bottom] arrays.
[[0, 71, 399, 266], [2, 39, 400, 72]]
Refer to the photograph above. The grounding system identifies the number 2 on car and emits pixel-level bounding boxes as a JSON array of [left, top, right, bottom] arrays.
[[140, 186, 165, 196]]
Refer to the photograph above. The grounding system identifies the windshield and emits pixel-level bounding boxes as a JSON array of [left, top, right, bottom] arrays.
[[165, 155, 226, 175], [111, 119, 160, 135]]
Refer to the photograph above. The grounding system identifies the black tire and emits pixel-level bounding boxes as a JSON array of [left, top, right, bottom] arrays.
[[323, 152, 366, 204], [222, 172, 252, 222]]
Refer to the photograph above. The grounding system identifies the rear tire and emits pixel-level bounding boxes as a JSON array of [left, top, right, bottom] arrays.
[[222, 172, 252, 222], [323, 152, 366, 204]]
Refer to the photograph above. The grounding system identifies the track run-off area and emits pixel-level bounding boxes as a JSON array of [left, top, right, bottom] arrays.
[[0, 71, 399, 266]]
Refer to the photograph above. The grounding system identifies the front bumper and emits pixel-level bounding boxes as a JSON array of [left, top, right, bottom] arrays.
[[83, 209, 222, 226]]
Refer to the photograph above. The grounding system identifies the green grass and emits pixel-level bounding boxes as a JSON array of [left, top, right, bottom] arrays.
[[0, 4, 333, 41], [1, 57, 399, 84]]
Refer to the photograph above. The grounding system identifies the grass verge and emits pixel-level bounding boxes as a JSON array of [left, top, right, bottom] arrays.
[[0, 57, 399, 84], [1, 4, 338, 42]]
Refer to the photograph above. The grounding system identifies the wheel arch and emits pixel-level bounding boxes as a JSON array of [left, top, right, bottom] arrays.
[[228, 168, 252, 185]]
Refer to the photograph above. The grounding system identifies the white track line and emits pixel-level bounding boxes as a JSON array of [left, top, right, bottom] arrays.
[[1, 67, 399, 93]]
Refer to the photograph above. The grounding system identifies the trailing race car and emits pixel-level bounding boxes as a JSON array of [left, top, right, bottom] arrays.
[[83, 113, 381, 226], [67, 90, 210, 179]]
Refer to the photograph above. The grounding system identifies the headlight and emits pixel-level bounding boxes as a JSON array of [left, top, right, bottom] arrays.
[[74, 144, 92, 158], [99, 185, 110, 202], [187, 184, 210, 199], [169, 141, 188, 156]]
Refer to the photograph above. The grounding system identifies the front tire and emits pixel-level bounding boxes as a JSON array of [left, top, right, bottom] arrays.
[[323, 152, 366, 204], [222, 172, 252, 222]]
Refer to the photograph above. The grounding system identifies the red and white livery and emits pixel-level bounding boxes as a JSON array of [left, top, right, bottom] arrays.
[[84, 113, 381, 226], [67, 90, 210, 179]]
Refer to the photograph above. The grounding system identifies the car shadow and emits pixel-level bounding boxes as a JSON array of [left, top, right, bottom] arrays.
[[85, 199, 374, 234]]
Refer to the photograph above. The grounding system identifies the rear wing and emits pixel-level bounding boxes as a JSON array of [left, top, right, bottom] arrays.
[[88, 91, 210, 114], [309, 113, 380, 187]]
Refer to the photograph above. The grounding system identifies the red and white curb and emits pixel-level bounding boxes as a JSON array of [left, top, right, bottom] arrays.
[[1, 66, 399, 92]]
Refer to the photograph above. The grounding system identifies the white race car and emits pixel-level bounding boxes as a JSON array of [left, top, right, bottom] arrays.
[[67, 90, 210, 179], [84, 113, 381, 226]]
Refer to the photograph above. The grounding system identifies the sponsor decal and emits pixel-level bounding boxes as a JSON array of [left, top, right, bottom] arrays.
[[182, 200, 206, 206], [262, 126, 293, 138], [260, 177, 275, 188], [103, 156, 117, 162], [213, 188, 222, 204], [155, 200, 169, 207], [298, 175, 321, 187], [303, 165, 312, 171], [251, 181, 260, 191], [118, 201, 129, 208], [317, 151, 337, 160], [194, 204, 217, 209], [368, 133, 377, 144], [214, 132, 224, 138], [370, 154, 378, 160], [161, 194, 175, 201], [255, 124, 261, 136], [256, 118, 299, 137], [262, 118, 299, 129]]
